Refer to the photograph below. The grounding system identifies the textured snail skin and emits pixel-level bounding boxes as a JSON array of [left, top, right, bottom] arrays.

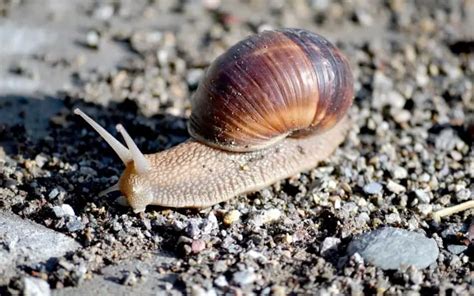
[[119, 116, 349, 211], [189, 28, 353, 152]]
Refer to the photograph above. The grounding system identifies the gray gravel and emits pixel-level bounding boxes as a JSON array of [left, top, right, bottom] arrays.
[[0, 0, 473, 295]]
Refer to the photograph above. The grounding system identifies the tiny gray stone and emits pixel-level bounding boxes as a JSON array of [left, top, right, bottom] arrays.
[[417, 204, 433, 216], [355, 212, 370, 228], [185, 220, 201, 238], [393, 167, 408, 179], [363, 182, 383, 195], [347, 227, 439, 270], [34, 154, 48, 168], [214, 275, 228, 288], [85, 30, 100, 49], [66, 217, 84, 232], [48, 188, 59, 199], [455, 188, 471, 202], [408, 268, 423, 285], [414, 189, 430, 203], [447, 245, 467, 255], [387, 180, 406, 194], [249, 208, 282, 227], [320, 237, 341, 256], [23, 276, 51, 296], [52, 206, 65, 218], [52, 204, 75, 218], [186, 68, 204, 87], [202, 212, 218, 235], [233, 268, 256, 286], [435, 129, 457, 151], [385, 212, 401, 224]]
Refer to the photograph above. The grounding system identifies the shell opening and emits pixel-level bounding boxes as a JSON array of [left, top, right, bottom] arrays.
[[116, 124, 151, 174], [74, 108, 131, 164]]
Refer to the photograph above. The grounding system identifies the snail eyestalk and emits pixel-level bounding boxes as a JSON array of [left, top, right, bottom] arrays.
[[74, 108, 131, 164], [99, 182, 120, 196], [116, 124, 151, 174], [432, 200, 474, 223]]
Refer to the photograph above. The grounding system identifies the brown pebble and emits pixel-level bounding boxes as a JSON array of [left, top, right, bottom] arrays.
[[223, 210, 241, 225]]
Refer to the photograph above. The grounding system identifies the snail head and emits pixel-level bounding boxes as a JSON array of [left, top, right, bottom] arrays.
[[74, 108, 153, 213]]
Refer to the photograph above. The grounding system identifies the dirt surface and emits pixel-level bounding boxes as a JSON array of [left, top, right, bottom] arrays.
[[0, 0, 473, 295]]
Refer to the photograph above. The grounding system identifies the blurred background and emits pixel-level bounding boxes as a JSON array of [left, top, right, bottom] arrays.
[[0, 0, 472, 128]]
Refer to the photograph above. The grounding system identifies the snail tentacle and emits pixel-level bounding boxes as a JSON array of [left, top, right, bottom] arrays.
[[99, 182, 120, 196], [74, 108, 131, 164], [116, 124, 151, 174]]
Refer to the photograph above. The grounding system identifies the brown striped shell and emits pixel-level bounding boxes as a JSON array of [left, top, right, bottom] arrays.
[[189, 28, 354, 152]]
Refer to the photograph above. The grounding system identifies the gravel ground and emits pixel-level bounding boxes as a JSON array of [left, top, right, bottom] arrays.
[[0, 0, 473, 295]]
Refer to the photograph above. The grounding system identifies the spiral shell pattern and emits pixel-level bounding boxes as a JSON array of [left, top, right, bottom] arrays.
[[189, 28, 353, 152]]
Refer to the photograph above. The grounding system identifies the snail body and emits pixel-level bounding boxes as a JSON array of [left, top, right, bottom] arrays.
[[74, 28, 354, 213]]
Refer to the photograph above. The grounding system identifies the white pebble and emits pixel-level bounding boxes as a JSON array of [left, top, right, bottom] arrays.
[[387, 180, 406, 194], [23, 277, 51, 296], [250, 208, 281, 227]]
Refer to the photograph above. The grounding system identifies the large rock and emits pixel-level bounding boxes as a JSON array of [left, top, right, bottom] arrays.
[[0, 212, 80, 281], [347, 227, 439, 270], [53, 254, 180, 296]]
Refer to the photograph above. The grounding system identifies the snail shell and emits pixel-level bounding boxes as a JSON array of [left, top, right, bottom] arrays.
[[189, 28, 353, 152]]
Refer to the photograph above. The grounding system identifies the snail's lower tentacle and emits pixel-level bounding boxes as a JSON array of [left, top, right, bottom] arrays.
[[432, 200, 474, 223]]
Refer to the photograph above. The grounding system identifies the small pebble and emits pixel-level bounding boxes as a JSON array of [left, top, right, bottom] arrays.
[[447, 245, 467, 255], [0, 147, 5, 163], [363, 182, 383, 195], [355, 212, 370, 227], [202, 212, 219, 235], [121, 271, 138, 286], [48, 188, 59, 199], [191, 239, 206, 254], [393, 110, 411, 124], [435, 129, 457, 151], [385, 212, 401, 224], [455, 188, 471, 202], [249, 208, 281, 227], [320, 237, 341, 256], [66, 218, 84, 232], [414, 189, 430, 203], [186, 68, 204, 87], [272, 285, 286, 296], [468, 222, 474, 243], [223, 210, 241, 225], [233, 268, 256, 286], [450, 150, 462, 161], [408, 267, 423, 285], [393, 167, 408, 179], [34, 154, 48, 168], [387, 180, 406, 194], [214, 275, 228, 288], [246, 250, 267, 261], [52, 204, 75, 218], [417, 204, 432, 216], [185, 220, 201, 238], [85, 30, 100, 49], [23, 277, 51, 296]]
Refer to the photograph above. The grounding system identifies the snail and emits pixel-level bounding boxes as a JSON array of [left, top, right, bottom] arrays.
[[74, 28, 354, 213]]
